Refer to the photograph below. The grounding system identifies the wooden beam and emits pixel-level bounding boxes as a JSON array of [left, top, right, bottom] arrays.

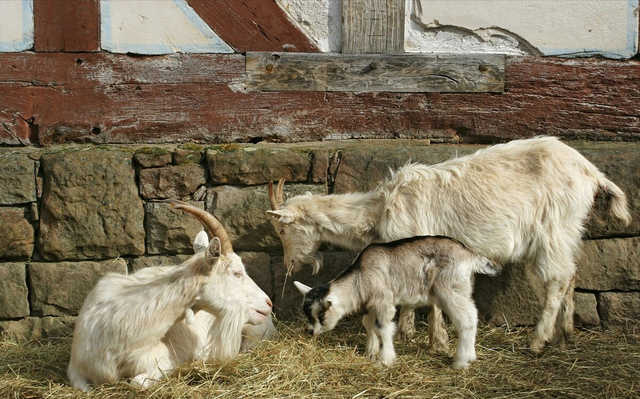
[[2, 54, 640, 145], [343, 0, 405, 54], [33, 0, 100, 52], [186, 0, 319, 53], [245, 52, 505, 93]]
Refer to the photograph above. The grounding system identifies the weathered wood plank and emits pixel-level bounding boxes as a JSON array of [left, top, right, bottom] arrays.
[[0, 53, 245, 86], [342, 0, 405, 54], [1, 55, 640, 145], [245, 52, 505, 93], [186, 0, 319, 53], [33, 0, 100, 52], [386, 0, 405, 54]]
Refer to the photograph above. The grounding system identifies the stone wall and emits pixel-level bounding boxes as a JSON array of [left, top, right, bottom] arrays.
[[1, 139, 639, 338]]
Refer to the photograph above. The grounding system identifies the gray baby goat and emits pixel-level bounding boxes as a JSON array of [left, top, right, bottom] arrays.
[[295, 235, 501, 369]]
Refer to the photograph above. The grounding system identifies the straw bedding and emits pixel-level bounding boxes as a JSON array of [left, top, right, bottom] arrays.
[[1, 317, 638, 398]]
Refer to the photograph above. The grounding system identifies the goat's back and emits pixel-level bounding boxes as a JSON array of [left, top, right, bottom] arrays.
[[377, 137, 627, 264]]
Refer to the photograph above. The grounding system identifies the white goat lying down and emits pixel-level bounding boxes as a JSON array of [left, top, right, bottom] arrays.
[[192, 230, 277, 351], [295, 235, 501, 369], [67, 201, 273, 391], [269, 136, 631, 353]]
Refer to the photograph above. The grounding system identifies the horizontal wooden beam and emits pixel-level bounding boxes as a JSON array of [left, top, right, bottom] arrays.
[[1, 53, 639, 145], [245, 52, 505, 93]]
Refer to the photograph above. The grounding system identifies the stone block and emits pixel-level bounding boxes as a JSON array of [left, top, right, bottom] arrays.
[[572, 142, 640, 238], [139, 164, 206, 200], [173, 149, 203, 165], [133, 149, 172, 168], [208, 184, 325, 252], [576, 238, 640, 291], [28, 259, 127, 316], [238, 251, 273, 299], [0, 316, 75, 340], [574, 292, 599, 327], [145, 201, 205, 255], [0, 263, 29, 319], [0, 152, 36, 205], [206, 146, 311, 185], [38, 149, 145, 260], [333, 141, 474, 193], [599, 292, 640, 332], [0, 207, 34, 260], [474, 262, 545, 326]]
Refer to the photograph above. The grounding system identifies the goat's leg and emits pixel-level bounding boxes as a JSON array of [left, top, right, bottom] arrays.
[[372, 302, 397, 366], [396, 306, 416, 341], [531, 278, 572, 354], [437, 291, 478, 369], [362, 313, 380, 360], [530, 254, 576, 354], [130, 345, 175, 389], [552, 273, 576, 347], [428, 305, 449, 353]]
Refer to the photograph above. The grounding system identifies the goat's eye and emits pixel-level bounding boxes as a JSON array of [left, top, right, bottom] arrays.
[[234, 272, 243, 278], [279, 229, 285, 235]]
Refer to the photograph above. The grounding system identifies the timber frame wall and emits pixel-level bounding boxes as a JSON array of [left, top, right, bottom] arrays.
[[1, 0, 639, 146]]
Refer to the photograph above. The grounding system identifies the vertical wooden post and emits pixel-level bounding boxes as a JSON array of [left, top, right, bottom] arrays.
[[33, 0, 100, 52], [342, 0, 405, 54]]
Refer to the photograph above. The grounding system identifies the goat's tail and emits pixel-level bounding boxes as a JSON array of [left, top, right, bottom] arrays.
[[474, 257, 502, 276], [599, 177, 632, 226]]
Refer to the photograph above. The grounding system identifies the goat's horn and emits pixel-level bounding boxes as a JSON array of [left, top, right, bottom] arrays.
[[165, 199, 233, 255], [268, 178, 286, 210]]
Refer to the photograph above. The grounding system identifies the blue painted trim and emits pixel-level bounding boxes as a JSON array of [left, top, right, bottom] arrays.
[[0, 0, 34, 52], [100, 0, 233, 54]]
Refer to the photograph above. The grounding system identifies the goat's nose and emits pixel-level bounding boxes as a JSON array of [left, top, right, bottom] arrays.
[[308, 328, 314, 335], [266, 298, 273, 308]]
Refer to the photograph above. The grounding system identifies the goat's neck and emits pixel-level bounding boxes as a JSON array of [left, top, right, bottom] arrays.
[[129, 268, 202, 337], [329, 273, 365, 318], [311, 191, 382, 252]]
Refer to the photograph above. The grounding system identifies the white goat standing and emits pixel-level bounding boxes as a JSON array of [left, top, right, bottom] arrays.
[[268, 137, 631, 353], [67, 201, 273, 391], [295, 235, 502, 369]]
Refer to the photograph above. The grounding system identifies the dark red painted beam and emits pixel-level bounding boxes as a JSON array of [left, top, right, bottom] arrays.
[[186, 0, 319, 53], [1, 53, 640, 146], [33, 0, 100, 52]]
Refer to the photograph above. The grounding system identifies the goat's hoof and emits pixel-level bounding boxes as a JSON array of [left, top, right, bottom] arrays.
[[529, 339, 547, 355], [452, 361, 471, 370], [429, 341, 449, 353], [396, 330, 415, 342]]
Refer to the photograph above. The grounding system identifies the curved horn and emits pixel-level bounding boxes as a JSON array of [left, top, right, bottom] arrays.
[[165, 199, 233, 255], [268, 178, 285, 210]]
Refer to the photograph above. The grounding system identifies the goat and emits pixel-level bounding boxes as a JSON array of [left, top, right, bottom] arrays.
[[67, 201, 273, 391], [192, 230, 277, 351], [268, 136, 631, 353], [295, 235, 501, 369]]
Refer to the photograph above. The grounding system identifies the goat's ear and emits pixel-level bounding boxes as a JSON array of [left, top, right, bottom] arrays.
[[294, 281, 312, 295], [324, 299, 333, 309], [266, 209, 296, 224], [193, 230, 209, 254], [202, 237, 221, 274]]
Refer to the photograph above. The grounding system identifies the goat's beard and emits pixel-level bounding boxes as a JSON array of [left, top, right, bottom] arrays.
[[205, 312, 245, 361]]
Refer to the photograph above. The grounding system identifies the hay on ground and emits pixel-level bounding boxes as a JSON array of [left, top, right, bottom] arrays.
[[1, 317, 639, 398]]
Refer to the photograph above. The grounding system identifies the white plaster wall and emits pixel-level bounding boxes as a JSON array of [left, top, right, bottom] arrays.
[[277, 0, 342, 52], [0, 0, 33, 52], [101, 0, 232, 54], [276, 0, 638, 59], [407, 0, 638, 59]]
